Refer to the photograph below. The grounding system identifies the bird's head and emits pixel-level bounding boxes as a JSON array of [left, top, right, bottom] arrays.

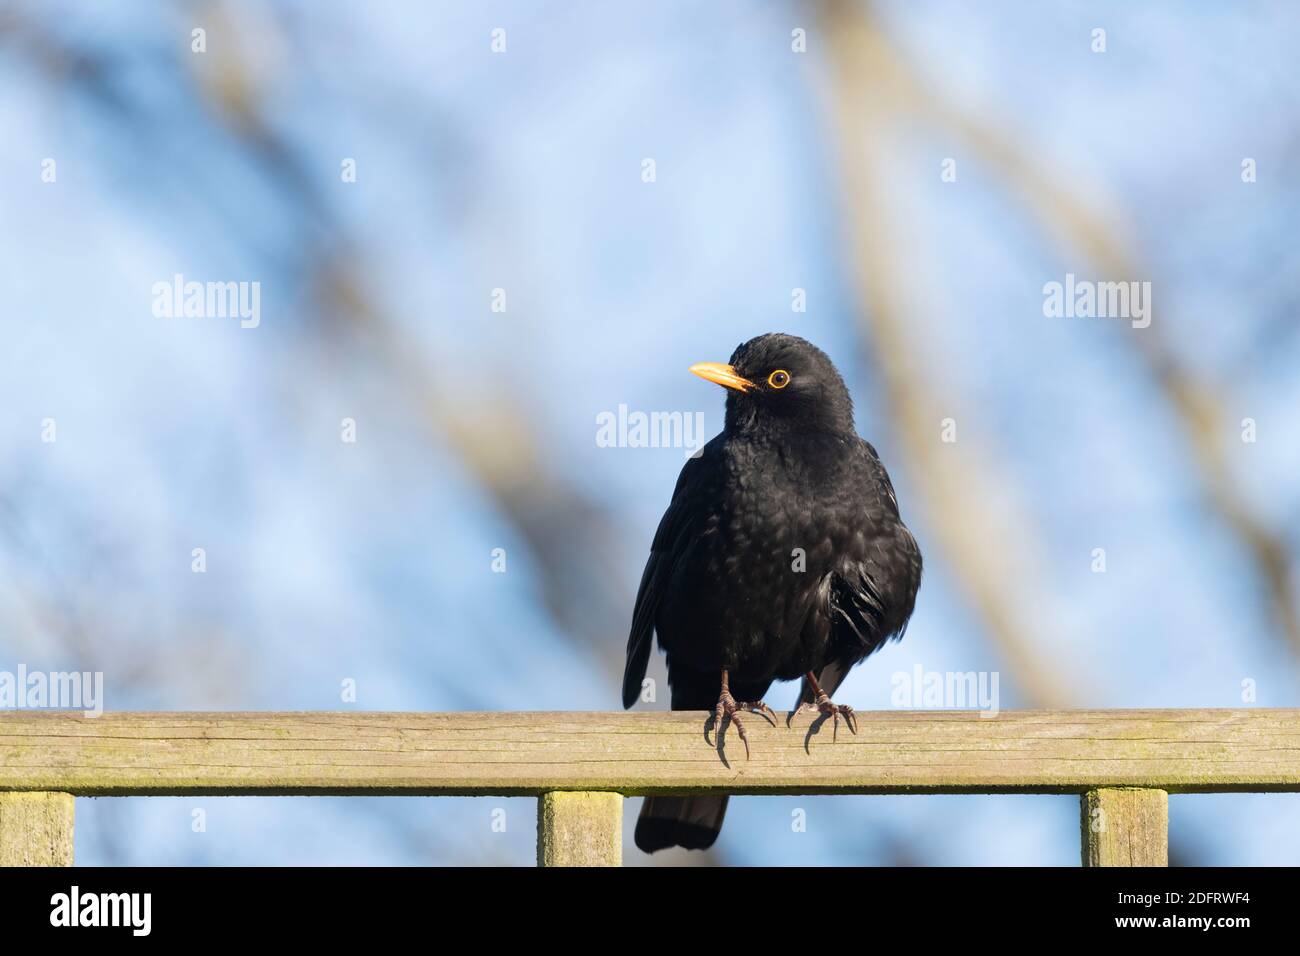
[[690, 333, 855, 435]]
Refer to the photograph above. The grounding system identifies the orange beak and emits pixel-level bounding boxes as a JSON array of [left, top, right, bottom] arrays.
[[689, 362, 754, 393]]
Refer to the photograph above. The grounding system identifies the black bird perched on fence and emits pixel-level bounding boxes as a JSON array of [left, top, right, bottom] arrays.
[[622, 333, 922, 854]]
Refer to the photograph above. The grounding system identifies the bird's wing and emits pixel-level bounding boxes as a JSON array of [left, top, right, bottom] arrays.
[[796, 564, 891, 704], [828, 564, 891, 649], [798, 440, 921, 705], [862, 439, 901, 517], [621, 445, 713, 708]]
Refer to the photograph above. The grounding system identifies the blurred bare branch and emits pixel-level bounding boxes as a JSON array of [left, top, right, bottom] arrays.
[[0, 1, 707, 862], [822, 0, 1299, 662], [820, 0, 1078, 707]]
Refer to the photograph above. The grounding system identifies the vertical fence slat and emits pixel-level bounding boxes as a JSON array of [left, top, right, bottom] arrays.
[[1080, 787, 1167, 867], [537, 792, 621, 867], [0, 792, 75, 867]]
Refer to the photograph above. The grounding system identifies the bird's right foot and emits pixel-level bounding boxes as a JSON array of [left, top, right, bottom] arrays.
[[710, 669, 776, 760]]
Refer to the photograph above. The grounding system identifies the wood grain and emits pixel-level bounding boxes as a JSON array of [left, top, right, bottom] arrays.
[[1081, 788, 1168, 866], [0, 791, 74, 866], [1, 709, 1297, 796], [537, 792, 622, 866]]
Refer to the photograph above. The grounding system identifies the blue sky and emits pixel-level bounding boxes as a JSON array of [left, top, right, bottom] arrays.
[[1, 0, 1298, 865]]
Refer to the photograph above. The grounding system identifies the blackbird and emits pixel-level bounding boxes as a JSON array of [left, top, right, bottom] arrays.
[[622, 333, 922, 853]]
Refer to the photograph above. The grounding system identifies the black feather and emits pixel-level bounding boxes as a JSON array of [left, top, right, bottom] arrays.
[[622, 334, 922, 852]]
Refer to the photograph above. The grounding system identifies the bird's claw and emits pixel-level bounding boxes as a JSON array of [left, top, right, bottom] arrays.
[[789, 694, 857, 741], [712, 693, 776, 760]]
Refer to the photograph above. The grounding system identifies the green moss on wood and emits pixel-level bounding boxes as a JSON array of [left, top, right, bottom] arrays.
[[0, 791, 74, 867], [537, 791, 622, 867]]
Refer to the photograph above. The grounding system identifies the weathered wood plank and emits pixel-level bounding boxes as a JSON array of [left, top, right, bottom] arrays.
[[537, 792, 622, 866], [0, 710, 1297, 796], [1081, 788, 1168, 866], [0, 791, 74, 866]]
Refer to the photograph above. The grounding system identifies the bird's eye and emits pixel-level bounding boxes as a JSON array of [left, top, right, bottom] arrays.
[[767, 369, 791, 389]]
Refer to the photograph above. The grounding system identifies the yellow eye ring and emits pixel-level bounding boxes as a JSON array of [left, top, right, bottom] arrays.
[[767, 369, 791, 389]]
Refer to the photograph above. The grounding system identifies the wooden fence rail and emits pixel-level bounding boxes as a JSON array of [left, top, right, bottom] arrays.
[[2, 709, 1297, 866]]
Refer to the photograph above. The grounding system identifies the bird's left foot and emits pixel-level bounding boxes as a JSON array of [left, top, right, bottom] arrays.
[[788, 693, 858, 741]]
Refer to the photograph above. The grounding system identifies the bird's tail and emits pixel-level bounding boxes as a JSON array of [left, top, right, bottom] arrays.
[[635, 795, 729, 853], [634, 663, 767, 853]]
